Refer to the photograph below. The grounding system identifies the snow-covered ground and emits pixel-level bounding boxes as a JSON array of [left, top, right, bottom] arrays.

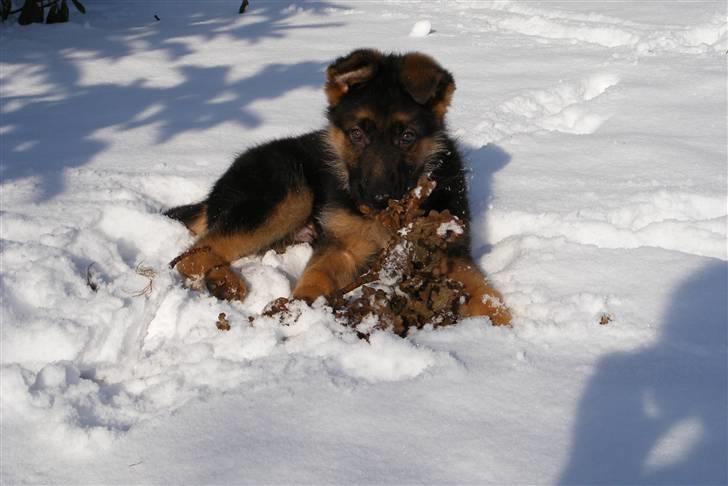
[[1, 1, 726, 483]]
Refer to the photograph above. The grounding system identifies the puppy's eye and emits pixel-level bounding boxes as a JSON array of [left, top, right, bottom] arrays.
[[349, 128, 364, 144], [400, 130, 417, 147]]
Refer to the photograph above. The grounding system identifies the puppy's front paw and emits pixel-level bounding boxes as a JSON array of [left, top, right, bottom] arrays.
[[291, 285, 328, 304], [205, 265, 247, 301], [460, 292, 512, 326], [292, 270, 335, 304]]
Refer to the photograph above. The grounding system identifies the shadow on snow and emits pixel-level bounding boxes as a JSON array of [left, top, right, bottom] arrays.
[[0, 1, 344, 201], [559, 260, 728, 485], [464, 143, 511, 259]]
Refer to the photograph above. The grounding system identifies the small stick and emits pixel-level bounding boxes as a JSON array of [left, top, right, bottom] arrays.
[[340, 176, 436, 296], [126, 262, 157, 298]]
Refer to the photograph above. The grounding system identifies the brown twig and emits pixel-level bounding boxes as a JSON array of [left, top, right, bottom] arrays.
[[124, 262, 156, 298], [340, 176, 436, 296], [334, 175, 473, 336], [9, 0, 56, 15], [261, 175, 467, 338]]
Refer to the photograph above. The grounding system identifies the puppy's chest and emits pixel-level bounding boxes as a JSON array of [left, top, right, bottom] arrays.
[[318, 207, 391, 251]]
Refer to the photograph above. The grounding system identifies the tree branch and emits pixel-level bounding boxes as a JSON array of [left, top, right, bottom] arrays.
[[10, 0, 57, 16]]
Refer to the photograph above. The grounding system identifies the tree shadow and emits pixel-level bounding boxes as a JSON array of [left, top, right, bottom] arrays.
[[559, 260, 728, 485], [463, 143, 512, 259], [3, 1, 346, 63], [0, 1, 344, 201]]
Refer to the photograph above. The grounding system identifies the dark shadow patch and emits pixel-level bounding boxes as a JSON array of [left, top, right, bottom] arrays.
[[463, 143, 512, 259], [0, 1, 344, 201], [559, 261, 728, 485]]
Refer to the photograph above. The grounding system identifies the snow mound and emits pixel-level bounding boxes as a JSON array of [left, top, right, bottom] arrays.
[[477, 73, 620, 140], [0, 160, 460, 453], [2, 251, 456, 453], [410, 20, 432, 37]]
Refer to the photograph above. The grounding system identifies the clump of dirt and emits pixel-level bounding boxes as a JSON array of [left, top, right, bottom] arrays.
[[331, 176, 468, 337], [263, 176, 470, 338], [216, 312, 231, 331]]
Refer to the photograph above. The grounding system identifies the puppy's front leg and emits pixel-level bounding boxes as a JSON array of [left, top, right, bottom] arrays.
[[293, 243, 364, 302], [293, 209, 390, 303], [448, 257, 511, 326]]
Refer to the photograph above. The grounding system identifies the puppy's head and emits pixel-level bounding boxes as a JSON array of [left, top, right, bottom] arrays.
[[324, 49, 455, 210]]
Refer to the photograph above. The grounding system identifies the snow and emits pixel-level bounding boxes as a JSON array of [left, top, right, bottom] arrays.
[[409, 19, 432, 38], [1, 1, 726, 483], [437, 219, 464, 237]]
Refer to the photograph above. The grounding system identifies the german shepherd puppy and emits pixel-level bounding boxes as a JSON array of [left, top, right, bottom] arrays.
[[166, 49, 510, 325]]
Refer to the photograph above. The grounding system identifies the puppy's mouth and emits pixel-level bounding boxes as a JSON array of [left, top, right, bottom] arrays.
[[353, 183, 418, 214], [367, 192, 394, 210]]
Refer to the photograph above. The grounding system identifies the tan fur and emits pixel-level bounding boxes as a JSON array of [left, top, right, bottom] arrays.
[[399, 53, 444, 104], [399, 53, 455, 121], [324, 49, 383, 106], [326, 125, 351, 162], [293, 209, 391, 302], [326, 109, 446, 182], [324, 125, 355, 189], [187, 205, 208, 236], [292, 246, 357, 301], [447, 258, 511, 326], [390, 112, 413, 125], [354, 107, 377, 123], [320, 208, 391, 253], [325, 65, 376, 105], [432, 82, 455, 120], [410, 133, 446, 170], [174, 248, 227, 280], [176, 190, 314, 279]]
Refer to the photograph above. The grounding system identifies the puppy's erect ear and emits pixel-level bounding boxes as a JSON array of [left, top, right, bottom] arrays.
[[399, 53, 455, 119], [325, 49, 382, 106]]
